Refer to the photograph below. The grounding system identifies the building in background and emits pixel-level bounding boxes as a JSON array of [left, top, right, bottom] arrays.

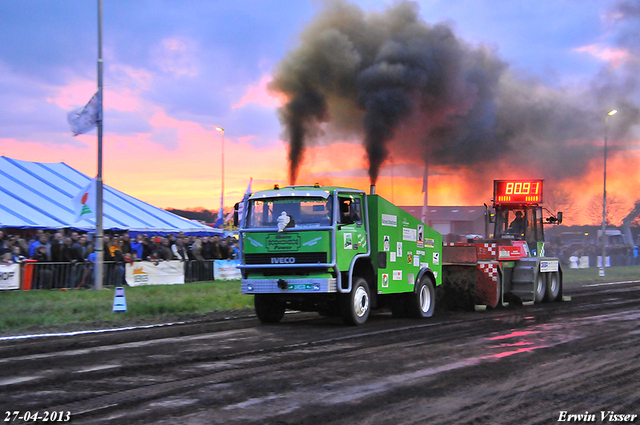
[[400, 206, 486, 242]]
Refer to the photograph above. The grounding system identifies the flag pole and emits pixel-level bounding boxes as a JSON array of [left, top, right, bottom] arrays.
[[95, 0, 104, 290]]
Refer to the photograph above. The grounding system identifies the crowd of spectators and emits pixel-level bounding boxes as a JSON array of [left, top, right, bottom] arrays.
[[545, 236, 638, 268], [0, 229, 239, 288]]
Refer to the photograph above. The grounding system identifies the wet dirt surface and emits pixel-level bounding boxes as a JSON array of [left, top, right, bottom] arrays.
[[2, 280, 640, 424]]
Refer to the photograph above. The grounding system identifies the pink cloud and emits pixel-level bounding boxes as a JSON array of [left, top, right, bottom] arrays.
[[46, 80, 96, 110], [152, 37, 199, 77], [237, 135, 256, 144], [47, 77, 144, 113], [233, 74, 285, 109], [574, 44, 629, 67], [105, 88, 142, 112]]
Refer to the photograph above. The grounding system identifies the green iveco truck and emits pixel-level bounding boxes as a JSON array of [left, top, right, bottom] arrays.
[[237, 184, 442, 325]]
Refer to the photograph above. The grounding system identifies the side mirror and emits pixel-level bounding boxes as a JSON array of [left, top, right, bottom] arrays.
[[557, 212, 563, 225], [233, 202, 239, 227]]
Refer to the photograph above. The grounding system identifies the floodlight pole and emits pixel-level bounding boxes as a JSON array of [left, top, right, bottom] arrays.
[[600, 109, 617, 277], [95, 0, 104, 290]]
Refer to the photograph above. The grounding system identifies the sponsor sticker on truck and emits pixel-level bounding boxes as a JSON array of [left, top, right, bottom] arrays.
[[403, 228, 417, 242], [266, 233, 301, 252], [381, 214, 397, 227], [540, 260, 559, 272]]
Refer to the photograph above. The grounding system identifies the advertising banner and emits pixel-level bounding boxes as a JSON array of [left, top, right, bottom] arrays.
[[0, 263, 21, 290], [213, 259, 241, 280], [126, 260, 185, 286]]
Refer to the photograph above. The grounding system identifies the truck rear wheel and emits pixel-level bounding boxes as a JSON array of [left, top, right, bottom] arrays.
[[254, 294, 286, 323], [545, 272, 561, 302], [534, 272, 546, 304], [341, 277, 370, 326], [407, 276, 435, 318]]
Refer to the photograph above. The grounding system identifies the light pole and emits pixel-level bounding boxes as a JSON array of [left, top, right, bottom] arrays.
[[600, 109, 617, 277], [215, 127, 225, 225]]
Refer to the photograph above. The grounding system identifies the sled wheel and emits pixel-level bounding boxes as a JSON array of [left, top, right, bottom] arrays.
[[534, 272, 546, 304], [545, 271, 561, 302]]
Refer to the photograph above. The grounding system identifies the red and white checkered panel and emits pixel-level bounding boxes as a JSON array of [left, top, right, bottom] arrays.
[[484, 243, 497, 256], [479, 262, 499, 282]]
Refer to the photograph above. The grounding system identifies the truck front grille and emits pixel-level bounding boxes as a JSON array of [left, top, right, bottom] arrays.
[[244, 252, 328, 265]]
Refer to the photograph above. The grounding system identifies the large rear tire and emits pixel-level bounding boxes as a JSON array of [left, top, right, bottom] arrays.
[[254, 294, 286, 323], [341, 277, 370, 326], [407, 276, 436, 318], [545, 271, 561, 302], [534, 271, 546, 304]]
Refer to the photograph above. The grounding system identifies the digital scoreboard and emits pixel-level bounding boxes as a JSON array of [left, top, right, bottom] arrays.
[[494, 180, 543, 205]]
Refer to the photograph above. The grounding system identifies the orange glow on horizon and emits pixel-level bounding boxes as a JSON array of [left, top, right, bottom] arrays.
[[3, 136, 639, 225]]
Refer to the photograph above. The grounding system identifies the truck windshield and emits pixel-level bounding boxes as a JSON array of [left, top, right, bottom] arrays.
[[247, 197, 332, 228], [495, 207, 544, 244]]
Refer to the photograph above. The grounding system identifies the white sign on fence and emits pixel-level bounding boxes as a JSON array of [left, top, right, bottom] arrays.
[[213, 260, 241, 280], [125, 260, 185, 286], [0, 263, 21, 290]]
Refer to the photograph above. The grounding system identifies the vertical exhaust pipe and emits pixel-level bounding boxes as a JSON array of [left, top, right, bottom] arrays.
[[370, 184, 376, 195]]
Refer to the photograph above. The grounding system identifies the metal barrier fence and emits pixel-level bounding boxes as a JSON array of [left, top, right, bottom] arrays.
[[19, 259, 230, 290], [184, 259, 215, 283], [22, 261, 126, 290]]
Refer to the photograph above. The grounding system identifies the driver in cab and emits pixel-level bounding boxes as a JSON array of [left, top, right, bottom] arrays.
[[509, 211, 525, 235]]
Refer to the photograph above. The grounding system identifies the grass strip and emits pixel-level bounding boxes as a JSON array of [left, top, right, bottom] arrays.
[[0, 280, 253, 335], [562, 265, 640, 285]]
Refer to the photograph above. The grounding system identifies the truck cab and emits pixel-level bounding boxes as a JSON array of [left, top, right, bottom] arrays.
[[493, 205, 547, 257], [237, 184, 442, 325]]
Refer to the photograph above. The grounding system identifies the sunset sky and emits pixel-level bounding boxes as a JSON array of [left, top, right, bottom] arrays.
[[1, 0, 638, 225]]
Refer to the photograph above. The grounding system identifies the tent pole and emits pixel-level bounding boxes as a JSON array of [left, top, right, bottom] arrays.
[[95, 0, 104, 290]]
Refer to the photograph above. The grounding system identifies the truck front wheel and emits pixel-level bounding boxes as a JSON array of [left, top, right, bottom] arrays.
[[254, 294, 286, 323], [341, 277, 370, 326], [407, 276, 436, 318]]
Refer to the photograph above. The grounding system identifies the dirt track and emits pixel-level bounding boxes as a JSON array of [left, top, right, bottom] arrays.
[[2, 280, 640, 425]]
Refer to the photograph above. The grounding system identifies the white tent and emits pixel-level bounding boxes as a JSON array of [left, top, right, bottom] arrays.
[[0, 156, 219, 235]]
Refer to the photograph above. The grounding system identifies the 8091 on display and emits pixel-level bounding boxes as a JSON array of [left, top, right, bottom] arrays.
[[4, 411, 71, 422]]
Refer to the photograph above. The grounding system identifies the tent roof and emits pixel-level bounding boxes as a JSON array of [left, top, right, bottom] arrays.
[[0, 156, 218, 234]]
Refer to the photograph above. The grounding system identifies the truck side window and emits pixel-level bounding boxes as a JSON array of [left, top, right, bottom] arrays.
[[339, 197, 362, 225], [351, 198, 362, 223]]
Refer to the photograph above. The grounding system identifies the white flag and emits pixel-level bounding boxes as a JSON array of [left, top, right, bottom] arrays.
[[67, 92, 99, 136], [73, 179, 97, 222], [237, 177, 253, 226]]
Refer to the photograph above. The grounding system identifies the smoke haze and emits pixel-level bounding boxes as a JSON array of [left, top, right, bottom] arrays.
[[270, 0, 639, 190]]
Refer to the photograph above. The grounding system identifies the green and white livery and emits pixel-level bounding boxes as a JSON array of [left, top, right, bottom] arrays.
[[238, 184, 442, 325]]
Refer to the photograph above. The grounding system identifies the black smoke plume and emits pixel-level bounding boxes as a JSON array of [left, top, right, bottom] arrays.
[[270, 0, 640, 187]]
